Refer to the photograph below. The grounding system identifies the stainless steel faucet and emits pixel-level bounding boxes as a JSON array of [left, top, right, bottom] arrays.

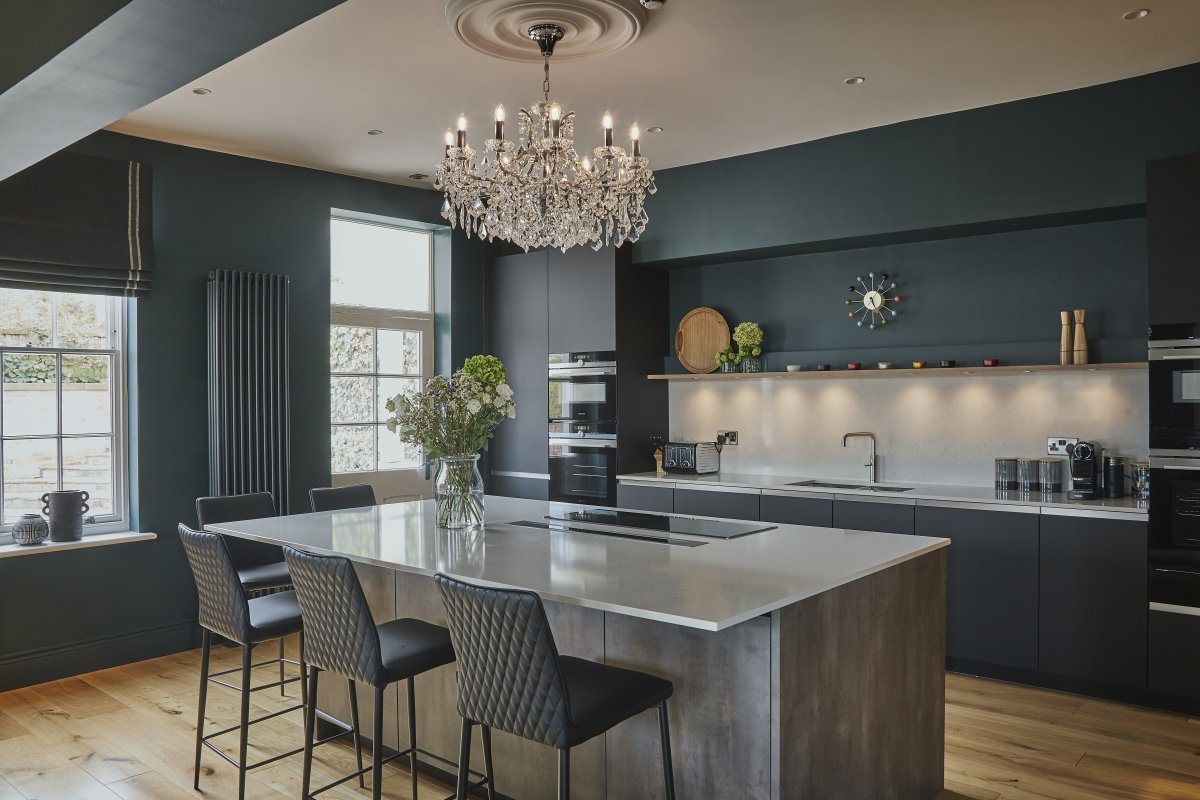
[[842, 432, 877, 484]]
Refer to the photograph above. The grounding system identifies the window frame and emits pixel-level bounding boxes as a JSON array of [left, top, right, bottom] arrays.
[[0, 295, 128, 542]]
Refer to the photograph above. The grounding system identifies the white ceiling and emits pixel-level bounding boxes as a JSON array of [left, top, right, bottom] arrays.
[[107, 0, 1200, 189]]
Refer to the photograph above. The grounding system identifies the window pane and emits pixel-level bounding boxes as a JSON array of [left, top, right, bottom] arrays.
[[3, 438, 58, 523], [378, 330, 421, 375], [62, 355, 111, 434], [57, 294, 112, 349], [332, 425, 374, 473], [62, 436, 112, 516], [330, 325, 373, 373], [0, 289, 52, 347], [331, 377, 374, 424], [378, 377, 420, 421], [330, 219, 430, 312], [378, 425, 422, 470], [3, 353, 58, 435]]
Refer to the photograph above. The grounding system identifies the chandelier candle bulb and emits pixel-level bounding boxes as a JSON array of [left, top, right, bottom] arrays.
[[494, 104, 505, 140], [631, 123, 641, 157], [444, 128, 453, 156], [549, 103, 561, 137], [456, 115, 467, 147], [603, 112, 614, 146]]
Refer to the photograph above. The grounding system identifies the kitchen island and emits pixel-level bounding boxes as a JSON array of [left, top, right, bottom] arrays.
[[207, 495, 949, 800]]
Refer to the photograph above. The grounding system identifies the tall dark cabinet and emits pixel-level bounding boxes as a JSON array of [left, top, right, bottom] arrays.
[[486, 245, 669, 501], [1148, 152, 1200, 326]]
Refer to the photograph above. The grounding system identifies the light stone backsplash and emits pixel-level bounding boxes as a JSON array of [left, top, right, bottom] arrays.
[[668, 370, 1148, 487]]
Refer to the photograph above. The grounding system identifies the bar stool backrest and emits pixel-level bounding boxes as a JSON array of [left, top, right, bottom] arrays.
[[178, 523, 251, 643], [282, 546, 384, 685], [434, 573, 573, 749], [308, 484, 377, 513], [195, 491, 279, 568]]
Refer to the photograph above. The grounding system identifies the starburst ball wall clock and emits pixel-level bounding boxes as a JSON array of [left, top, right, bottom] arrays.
[[845, 272, 902, 330]]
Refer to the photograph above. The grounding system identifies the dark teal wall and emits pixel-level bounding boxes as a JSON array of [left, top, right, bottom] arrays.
[[0, 131, 482, 690], [648, 63, 1200, 371]]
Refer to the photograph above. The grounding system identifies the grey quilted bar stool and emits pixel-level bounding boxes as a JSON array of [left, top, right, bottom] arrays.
[[197, 491, 293, 692], [308, 483, 377, 512], [178, 524, 312, 800], [284, 546, 473, 800], [435, 573, 677, 800]]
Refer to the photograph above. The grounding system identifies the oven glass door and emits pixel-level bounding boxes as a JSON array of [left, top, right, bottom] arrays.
[[1149, 465, 1200, 606], [1149, 351, 1200, 451], [548, 374, 616, 423], [548, 440, 616, 505]]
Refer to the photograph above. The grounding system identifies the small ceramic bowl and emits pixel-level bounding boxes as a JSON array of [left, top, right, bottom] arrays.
[[983, 358, 1001, 367], [912, 360, 927, 369], [940, 360, 956, 368], [816, 364, 832, 371], [786, 365, 803, 372], [877, 361, 893, 369], [847, 362, 862, 370]]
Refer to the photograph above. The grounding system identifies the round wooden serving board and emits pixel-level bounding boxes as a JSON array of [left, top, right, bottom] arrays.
[[675, 307, 730, 374]]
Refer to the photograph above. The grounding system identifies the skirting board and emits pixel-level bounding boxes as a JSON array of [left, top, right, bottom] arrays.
[[0, 619, 200, 692]]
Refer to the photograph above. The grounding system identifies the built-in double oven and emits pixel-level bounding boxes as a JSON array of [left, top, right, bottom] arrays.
[[1149, 326, 1200, 609], [548, 351, 618, 505]]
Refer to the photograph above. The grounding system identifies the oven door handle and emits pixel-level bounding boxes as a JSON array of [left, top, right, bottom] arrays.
[[1149, 352, 1200, 361], [548, 367, 617, 377], [1150, 456, 1200, 470], [549, 438, 618, 449]]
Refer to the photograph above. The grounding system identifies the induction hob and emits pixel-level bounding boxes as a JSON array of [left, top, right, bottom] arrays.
[[544, 508, 774, 539]]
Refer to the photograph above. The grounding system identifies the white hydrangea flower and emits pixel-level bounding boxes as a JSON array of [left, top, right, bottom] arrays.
[[466, 399, 482, 414], [493, 395, 506, 408], [496, 383, 513, 399], [506, 405, 516, 418]]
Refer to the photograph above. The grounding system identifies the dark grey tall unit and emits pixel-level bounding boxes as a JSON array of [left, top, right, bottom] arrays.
[[207, 270, 292, 512], [486, 246, 668, 501]]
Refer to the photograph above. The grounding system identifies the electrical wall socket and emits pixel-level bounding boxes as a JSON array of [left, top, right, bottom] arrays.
[[1047, 436, 1079, 456], [717, 430, 739, 446]]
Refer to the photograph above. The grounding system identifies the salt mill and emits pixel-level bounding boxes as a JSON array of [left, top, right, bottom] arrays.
[[1059, 310, 1073, 366], [1072, 308, 1089, 365]]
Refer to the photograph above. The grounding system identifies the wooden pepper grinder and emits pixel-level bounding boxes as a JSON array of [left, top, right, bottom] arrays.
[[1059, 310, 1074, 366], [654, 445, 666, 477], [1073, 308, 1089, 365]]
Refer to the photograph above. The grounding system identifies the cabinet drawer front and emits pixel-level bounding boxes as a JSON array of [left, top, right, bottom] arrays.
[[617, 483, 674, 513], [833, 500, 914, 534], [673, 488, 759, 521], [759, 494, 833, 527], [916, 506, 1039, 670], [1149, 609, 1200, 699], [490, 473, 549, 501]]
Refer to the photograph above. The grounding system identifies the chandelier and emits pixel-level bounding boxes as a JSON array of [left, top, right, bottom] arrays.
[[434, 23, 655, 252]]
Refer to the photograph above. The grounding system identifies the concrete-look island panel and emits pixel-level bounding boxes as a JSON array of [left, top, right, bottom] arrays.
[[208, 496, 949, 799]]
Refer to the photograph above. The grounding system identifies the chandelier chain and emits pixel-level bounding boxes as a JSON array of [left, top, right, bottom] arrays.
[[543, 57, 550, 101]]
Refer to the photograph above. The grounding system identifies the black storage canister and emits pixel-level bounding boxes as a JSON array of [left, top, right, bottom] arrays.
[[1104, 456, 1125, 498]]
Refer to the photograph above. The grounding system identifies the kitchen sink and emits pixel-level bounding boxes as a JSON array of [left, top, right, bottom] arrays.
[[787, 480, 914, 493]]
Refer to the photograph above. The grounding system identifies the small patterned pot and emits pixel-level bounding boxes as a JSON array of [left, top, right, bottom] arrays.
[[719, 362, 738, 374], [12, 514, 49, 546], [740, 357, 762, 373]]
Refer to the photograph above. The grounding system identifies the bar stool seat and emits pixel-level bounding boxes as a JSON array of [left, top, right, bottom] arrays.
[[556, 656, 674, 747], [377, 618, 456, 685], [246, 591, 305, 641], [238, 561, 294, 594]]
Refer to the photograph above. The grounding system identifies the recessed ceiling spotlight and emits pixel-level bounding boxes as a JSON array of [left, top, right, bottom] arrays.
[[367, 129, 384, 136], [408, 173, 430, 180], [844, 76, 866, 86], [1123, 8, 1150, 20], [646, 126, 664, 134], [192, 87, 212, 95]]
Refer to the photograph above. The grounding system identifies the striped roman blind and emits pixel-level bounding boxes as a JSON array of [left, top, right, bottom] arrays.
[[0, 151, 153, 297]]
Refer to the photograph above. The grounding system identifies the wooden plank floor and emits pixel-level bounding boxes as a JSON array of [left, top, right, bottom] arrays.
[[0, 638, 1197, 799]]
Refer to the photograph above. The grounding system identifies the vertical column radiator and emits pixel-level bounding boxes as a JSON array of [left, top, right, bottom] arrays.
[[207, 270, 291, 512]]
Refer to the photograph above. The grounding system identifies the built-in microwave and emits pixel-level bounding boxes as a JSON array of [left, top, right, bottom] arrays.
[[548, 351, 617, 424], [1149, 327, 1200, 452]]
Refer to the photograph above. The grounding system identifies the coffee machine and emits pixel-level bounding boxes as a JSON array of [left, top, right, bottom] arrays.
[[1067, 440, 1101, 500]]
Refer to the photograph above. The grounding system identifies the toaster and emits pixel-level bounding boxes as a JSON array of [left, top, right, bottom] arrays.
[[663, 441, 720, 474]]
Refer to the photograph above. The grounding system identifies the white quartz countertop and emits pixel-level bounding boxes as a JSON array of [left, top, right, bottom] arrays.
[[618, 471, 1148, 517], [206, 496, 948, 632]]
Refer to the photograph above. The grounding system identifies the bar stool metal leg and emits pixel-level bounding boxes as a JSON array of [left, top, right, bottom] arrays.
[[455, 718, 473, 800], [481, 725, 495, 800], [372, 686, 385, 800], [301, 667, 319, 800], [237, 644, 252, 800], [658, 700, 676, 800], [279, 638, 287, 697], [193, 630, 211, 789], [407, 677, 419, 800], [558, 748, 570, 800], [348, 680, 365, 788]]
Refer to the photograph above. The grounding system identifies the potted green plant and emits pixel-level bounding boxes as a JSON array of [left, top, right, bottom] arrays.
[[733, 322, 765, 372], [715, 345, 741, 373]]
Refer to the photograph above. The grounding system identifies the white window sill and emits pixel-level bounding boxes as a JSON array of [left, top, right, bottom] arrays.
[[0, 531, 156, 560]]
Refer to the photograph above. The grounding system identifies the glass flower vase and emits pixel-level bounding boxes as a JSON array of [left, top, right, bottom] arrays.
[[740, 357, 762, 373], [435, 454, 484, 529]]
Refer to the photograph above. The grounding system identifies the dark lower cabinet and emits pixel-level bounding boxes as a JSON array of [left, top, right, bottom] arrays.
[[759, 493, 833, 527], [616, 482, 673, 513], [1038, 515, 1148, 689], [489, 474, 549, 501], [673, 487, 759, 521], [915, 505, 1039, 670], [832, 499, 915, 534], [1149, 610, 1200, 699]]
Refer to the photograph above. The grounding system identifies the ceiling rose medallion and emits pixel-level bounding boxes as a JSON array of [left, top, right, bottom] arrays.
[[434, 23, 655, 252]]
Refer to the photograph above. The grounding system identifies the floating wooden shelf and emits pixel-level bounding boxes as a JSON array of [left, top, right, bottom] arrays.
[[648, 362, 1146, 381]]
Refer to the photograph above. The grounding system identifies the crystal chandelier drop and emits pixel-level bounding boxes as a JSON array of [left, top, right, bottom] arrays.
[[434, 23, 655, 252]]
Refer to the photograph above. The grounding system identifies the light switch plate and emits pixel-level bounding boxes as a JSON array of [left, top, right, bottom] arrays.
[[717, 430, 738, 446], [1047, 436, 1079, 456]]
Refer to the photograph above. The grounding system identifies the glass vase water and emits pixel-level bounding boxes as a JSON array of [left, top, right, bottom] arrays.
[[435, 454, 484, 529]]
